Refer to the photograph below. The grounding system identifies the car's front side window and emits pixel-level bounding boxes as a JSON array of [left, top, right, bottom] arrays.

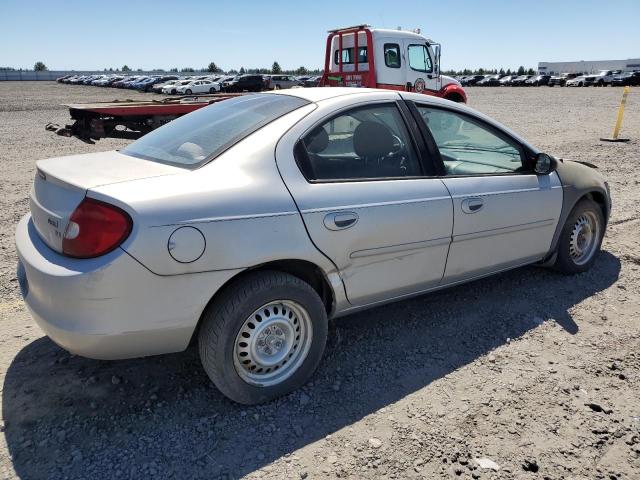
[[295, 104, 425, 182], [416, 106, 525, 175]]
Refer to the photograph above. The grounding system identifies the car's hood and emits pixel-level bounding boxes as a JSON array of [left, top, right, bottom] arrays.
[[440, 75, 461, 88]]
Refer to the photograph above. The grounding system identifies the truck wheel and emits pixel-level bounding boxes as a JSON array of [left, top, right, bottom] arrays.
[[199, 271, 328, 405], [553, 198, 604, 274], [444, 93, 464, 103]]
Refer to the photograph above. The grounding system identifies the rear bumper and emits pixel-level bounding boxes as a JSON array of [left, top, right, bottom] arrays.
[[16, 214, 241, 360]]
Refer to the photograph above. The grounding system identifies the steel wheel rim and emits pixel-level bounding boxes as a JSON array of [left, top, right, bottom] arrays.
[[569, 211, 600, 265], [233, 300, 313, 387]]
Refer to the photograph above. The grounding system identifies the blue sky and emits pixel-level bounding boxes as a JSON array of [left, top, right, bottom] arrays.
[[1, 0, 639, 71]]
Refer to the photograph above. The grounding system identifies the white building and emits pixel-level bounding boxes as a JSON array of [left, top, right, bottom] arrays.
[[538, 58, 640, 75]]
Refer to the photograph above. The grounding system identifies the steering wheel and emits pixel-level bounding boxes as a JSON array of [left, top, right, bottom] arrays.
[[384, 133, 407, 159]]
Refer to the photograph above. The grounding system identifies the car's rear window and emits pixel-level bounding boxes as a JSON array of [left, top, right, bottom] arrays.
[[122, 94, 309, 168]]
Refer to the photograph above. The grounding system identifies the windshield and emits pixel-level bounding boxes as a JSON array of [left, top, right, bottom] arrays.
[[122, 94, 309, 168]]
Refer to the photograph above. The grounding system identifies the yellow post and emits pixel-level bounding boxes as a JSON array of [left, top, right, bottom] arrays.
[[612, 86, 630, 139], [601, 86, 631, 142]]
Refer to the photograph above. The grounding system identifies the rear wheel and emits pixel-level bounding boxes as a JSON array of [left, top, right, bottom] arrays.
[[185, 89, 192, 94], [199, 271, 328, 404], [553, 198, 604, 274]]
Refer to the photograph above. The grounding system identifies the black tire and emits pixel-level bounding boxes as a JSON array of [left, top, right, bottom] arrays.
[[209, 87, 216, 93], [185, 89, 192, 94], [199, 270, 328, 405], [553, 198, 605, 274]]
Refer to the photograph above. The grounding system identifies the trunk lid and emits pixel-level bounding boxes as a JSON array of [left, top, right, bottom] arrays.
[[30, 150, 182, 253]]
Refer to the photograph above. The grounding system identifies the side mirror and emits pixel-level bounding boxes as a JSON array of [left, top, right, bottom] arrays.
[[533, 153, 557, 175], [434, 45, 441, 76]]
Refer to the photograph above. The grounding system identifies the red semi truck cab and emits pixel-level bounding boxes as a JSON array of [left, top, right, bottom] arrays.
[[321, 25, 467, 103]]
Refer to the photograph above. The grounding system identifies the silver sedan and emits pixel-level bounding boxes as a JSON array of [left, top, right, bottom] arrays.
[[16, 88, 611, 404]]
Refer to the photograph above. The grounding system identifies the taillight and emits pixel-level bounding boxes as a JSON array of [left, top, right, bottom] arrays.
[[62, 198, 132, 258]]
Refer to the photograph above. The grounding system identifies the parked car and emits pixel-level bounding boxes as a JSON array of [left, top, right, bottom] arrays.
[[587, 70, 617, 87], [83, 75, 104, 85], [152, 79, 181, 93], [223, 74, 265, 92], [548, 72, 579, 87], [176, 79, 221, 94], [611, 71, 640, 87], [105, 76, 126, 87], [16, 88, 611, 405], [566, 75, 595, 87], [498, 75, 517, 86], [510, 75, 532, 86], [135, 76, 177, 92], [162, 79, 193, 94], [268, 75, 302, 90], [124, 76, 152, 89], [113, 76, 143, 88], [302, 76, 322, 87], [461, 75, 485, 86], [90, 75, 111, 86], [477, 75, 502, 87], [525, 74, 551, 86], [69, 75, 90, 84]]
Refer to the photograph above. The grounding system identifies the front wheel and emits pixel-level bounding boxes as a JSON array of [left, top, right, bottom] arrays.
[[199, 271, 328, 404], [185, 89, 192, 94], [209, 87, 216, 93], [553, 198, 605, 274]]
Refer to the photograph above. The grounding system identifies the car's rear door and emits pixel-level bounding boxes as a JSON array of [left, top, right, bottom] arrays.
[[276, 94, 453, 306], [407, 100, 563, 282]]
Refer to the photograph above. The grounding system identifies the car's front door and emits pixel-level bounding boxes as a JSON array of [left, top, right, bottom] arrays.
[[276, 99, 453, 306], [410, 102, 563, 282]]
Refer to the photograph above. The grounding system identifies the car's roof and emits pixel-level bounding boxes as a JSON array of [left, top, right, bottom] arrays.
[[271, 87, 394, 102], [269, 87, 536, 152]]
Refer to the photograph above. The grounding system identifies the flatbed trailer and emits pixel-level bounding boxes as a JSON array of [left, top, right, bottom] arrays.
[[45, 93, 245, 142]]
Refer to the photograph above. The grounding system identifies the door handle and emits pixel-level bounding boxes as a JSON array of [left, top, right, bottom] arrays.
[[461, 197, 484, 214], [323, 212, 359, 231]]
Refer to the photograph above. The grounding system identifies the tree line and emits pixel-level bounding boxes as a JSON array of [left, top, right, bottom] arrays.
[[443, 66, 538, 76]]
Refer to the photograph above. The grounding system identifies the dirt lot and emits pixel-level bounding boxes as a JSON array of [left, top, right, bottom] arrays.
[[0, 82, 639, 480]]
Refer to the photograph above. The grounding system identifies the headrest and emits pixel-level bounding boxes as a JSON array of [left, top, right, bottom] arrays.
[[353, 121, 394, 158], [305, 127, 329, 154]]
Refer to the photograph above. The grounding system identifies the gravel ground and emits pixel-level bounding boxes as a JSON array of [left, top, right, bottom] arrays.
[[0, 82, 639, 480]]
